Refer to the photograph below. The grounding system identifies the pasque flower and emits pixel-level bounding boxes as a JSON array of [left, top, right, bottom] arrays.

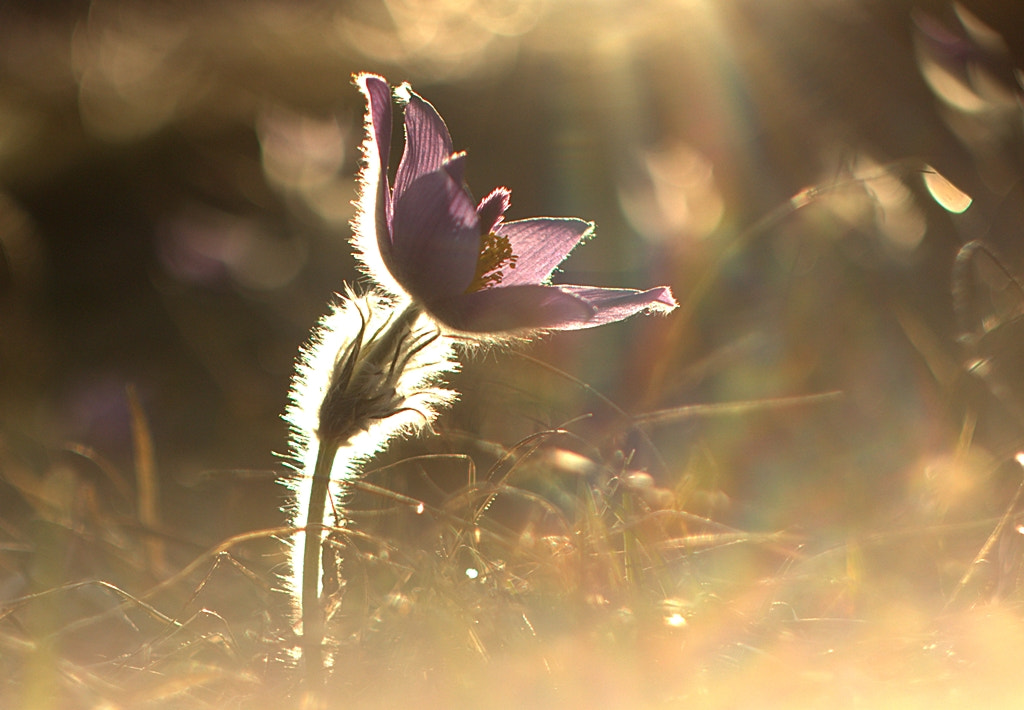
[[353, 74, 677, 334], [286, 75, 678, 687]]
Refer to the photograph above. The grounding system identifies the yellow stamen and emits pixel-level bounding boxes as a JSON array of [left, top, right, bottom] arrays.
[[466, 231, 517, 292]]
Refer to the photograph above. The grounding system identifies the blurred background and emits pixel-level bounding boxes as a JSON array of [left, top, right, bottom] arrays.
[[3, 0, 1024, 707]]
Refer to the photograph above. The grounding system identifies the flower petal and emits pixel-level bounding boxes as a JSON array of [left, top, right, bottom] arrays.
[[441, 151, 467, 187], [550, 285, 678, 329], [393, 87, 455, 206], [353, 73, 400, 293], [391, 167, 481, 300], [477, 187, 512, 235], [494, 218, 593, 286], [357, 74, 392, 195], [429, 284, 597, 332]]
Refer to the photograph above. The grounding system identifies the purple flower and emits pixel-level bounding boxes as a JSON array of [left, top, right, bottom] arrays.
[[353, 74, 677, 333]]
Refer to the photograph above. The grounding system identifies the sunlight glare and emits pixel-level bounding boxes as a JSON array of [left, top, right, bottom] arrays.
[[665, 612, 687, 628], [619, 142, 723, 244], [922, 167, 972, 214]]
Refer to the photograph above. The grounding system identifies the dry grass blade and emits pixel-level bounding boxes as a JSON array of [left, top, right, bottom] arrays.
[[632, 390, 844, 427], [127, 384, 166, 576]]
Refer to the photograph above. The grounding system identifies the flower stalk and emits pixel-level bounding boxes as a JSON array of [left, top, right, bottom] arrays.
[[298, 441, 333, 686], [298, 299, 425, 679], [284, 291, 454, 685]]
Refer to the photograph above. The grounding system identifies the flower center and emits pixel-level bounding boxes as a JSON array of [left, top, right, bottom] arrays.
[[466, 231, 517, 292]]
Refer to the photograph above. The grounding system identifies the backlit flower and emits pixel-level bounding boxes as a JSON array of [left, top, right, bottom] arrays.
[[353, 74, 678, 334]]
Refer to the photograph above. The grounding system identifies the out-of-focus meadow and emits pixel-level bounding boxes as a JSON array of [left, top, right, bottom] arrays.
[[3, 0, 1024, 707]]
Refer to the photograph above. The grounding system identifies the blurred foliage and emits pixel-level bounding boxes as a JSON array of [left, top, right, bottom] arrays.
[[3, 0, 1024, 707]]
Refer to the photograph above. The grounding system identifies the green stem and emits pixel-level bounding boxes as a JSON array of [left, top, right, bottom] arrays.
[[302, 439, 337, 688]]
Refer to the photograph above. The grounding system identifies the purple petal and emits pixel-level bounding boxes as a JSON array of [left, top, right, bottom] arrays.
[[549, 285, 678, 329], [356, 74, 394, 244], [357, 75, 392, 186], [391, 168, 481, 300], [393, 88, 455, 206], [477, 187, 512, 235], [494, 218, 593, 286], [441, 152, 467, 187], [428, 284, 597, 332]]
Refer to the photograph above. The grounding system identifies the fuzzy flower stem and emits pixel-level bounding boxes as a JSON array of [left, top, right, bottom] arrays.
[[300, 441, 336, 686], [299, 300, 423, 684]]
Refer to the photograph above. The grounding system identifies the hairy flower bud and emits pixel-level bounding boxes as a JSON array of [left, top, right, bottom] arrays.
[[282, 287, 455, 674]]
